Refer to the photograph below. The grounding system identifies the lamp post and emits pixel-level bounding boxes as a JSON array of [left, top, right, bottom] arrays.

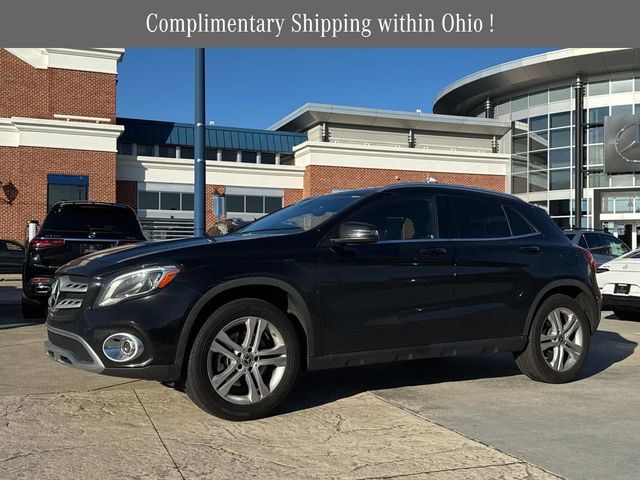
[[194, 48, 206, 237], [574, 76, 585, 229]]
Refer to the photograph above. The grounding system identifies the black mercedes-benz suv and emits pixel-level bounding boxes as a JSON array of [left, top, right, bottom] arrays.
[[44, 184, 601, 420], [23, 202, 146, 318]]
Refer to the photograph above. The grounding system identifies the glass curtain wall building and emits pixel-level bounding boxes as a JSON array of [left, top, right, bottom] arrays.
[[434, 49, 640, 249]]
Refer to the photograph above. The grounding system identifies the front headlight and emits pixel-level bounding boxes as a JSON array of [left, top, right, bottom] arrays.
[[95, 265, 181, 307]]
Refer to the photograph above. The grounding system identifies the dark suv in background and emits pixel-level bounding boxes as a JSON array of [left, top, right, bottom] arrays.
[[564, 229, 630, 267], [44, 185, 601, 420], [23, 202, 146, 317]]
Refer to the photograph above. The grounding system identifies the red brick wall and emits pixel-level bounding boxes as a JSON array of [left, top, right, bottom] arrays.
[[115, 180, 137, 210], [303, 165, 505, 197], [0, 49, 117, 121], [284, 188, 303, 206], [0, 147, 116, 242]]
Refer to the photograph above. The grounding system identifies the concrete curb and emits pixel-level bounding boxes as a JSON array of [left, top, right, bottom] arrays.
[[0, 274, 22, 281]]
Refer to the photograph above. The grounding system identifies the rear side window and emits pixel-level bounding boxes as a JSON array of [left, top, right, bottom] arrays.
[[600, 234, 630, 256], [504, 206, 538, 236], [447, 196, 510, 239], [42, 205, 143, 238], [583, 233, 605, 252]]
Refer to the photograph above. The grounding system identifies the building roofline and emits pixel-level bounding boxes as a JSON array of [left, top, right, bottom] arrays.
[[269, 103, 510, 136], [433, 48, 640, 116]]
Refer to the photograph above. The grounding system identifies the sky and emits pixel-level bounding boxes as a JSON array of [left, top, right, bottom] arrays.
[[116, 48, 553, 130]]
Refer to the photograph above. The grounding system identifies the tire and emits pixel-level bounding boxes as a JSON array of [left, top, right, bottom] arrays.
[[514, 294, 591, 383], [185, 298, 301, 421], [21, 299, 46, 319], [613, 309, 640, 321]]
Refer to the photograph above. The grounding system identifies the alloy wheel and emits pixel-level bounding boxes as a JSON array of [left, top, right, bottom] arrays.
[[539, 307, 584, 372], [207, 316, 287, 405]]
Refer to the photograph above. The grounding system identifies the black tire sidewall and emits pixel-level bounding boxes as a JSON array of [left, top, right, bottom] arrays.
[[186, 298, 300, 420], [529, 294, 591, 383]]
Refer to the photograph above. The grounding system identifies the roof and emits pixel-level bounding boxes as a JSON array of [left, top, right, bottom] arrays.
[[270, 103, 510, 136], [433, 48, 640, 116], [117, 118, 307, 154]]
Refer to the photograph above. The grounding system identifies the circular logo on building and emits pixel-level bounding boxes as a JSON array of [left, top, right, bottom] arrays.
[[614, 122, 640, 163]]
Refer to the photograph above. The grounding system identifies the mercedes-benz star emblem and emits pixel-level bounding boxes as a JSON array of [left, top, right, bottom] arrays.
[[48, 278, 60, 310], [614, 122, 640, 163]]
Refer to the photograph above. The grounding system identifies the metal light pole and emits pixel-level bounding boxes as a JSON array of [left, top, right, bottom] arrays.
[[194, 48, 206, 237], [574, 76, 585, 229]]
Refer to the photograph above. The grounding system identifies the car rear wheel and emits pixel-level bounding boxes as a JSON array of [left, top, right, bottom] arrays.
[[514, 294, 590, 383], [21, 299, 46, 319], [185, 298, 300, 420]]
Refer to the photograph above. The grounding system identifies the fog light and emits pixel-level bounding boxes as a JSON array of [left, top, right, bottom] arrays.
[[102, 333, 144, 363]]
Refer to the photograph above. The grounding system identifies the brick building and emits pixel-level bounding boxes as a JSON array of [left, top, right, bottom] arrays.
[[0, 48, 124, 242], [1, 47, 509, 243]]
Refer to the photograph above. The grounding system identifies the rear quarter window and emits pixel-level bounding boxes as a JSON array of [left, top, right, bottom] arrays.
[[447, 196, 511, 239], [504, 206, 538, 236]]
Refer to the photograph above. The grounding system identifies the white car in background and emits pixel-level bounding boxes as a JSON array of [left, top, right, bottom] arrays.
[[598, 250, 640, 320]]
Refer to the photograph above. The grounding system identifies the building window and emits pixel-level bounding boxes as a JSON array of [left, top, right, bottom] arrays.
[[261, 152, 276, 164], [47, 174, 88, 210], [138, 191, 160, 209], [549, 169, 571, 190], [611, 78, 633, 94], [588, 81, 609, 96], [529, 91, 548, 107], [137, 144, 154, 156], [549, 148, 572, 168], [549, 86, 571, 102], [159, 146, 176, 158], [511, 95, 528, 111], [242, 151, 257, 163], [160, 192, 181, 210], [180, 146, 194, 159], [549, 128, 571, 148], [611, 104, 633, 116], [550, 111, 571, 129], [117, 142, 133, 155], [221, 149, 237, 162], [138, 190, 194, 212], [205, 148, 218, 160], [225, 194, 283, 216]]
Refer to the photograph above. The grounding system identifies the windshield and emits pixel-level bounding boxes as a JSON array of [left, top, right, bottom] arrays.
[[238, 192, 369, 234]]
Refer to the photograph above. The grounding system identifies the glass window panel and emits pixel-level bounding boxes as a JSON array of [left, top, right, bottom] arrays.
[[529, 131, 548, 151], [588, 126, 604, 144], [636, 198, 640, 213], [512, 95, 528, 111], [226, 195, 245, 212], [117, 142, 133, 155], [205, 148, 218, 160], [589, 172, 609, 188], [602, 196, 615, 213], [448, 197, 511, 239], [550, 199, 571, 216], [611, 104, 633, 116], [528, 170, 547, 192], [504, 206, 537, 236], [138, 191, 159, 210], [512, 119, 529, 135], [242, 151, 257, 163], [611, 78, 633, 94], [158, 145, 176, 158], [181, 193, 194, 211], [512, 135, 528, 154], [636, 78, 640, 91], [160, 192, 180, 210], [221, 149, 237, 162], [529, 150, 548, 170], [550, 128, 571, 148], [511, 155, 528, 174], [589, 81, 609, 96], [550, 169, 571, 190], [245, 196, 264, 214], [180, 147, 194, 159], [511, 174, 527, 194], [587, 145, 604, 165], [549, 86, 571, 102], [530, 115, 548, 131], [137, 144, 154, 156], [264, 196, 283, 213], [550, 111, 571, 129], [611, 174, 634, 187], [615, 198, 633, 213], [589, 107, 609, 123], [261, 152, 276, 164], [549, 148, 572, 168], [529, 91, 548, 107], [48, 184, 87, 209], [636, 104, 640, 115]]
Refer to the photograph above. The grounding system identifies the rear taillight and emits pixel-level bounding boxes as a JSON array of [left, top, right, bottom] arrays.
[[580, 248, 597, 274], [29, 238, 64, 250], [596, 266, 609, 274]]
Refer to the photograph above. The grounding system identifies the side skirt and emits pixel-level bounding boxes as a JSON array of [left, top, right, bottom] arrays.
[[307, 336, 527, 371]]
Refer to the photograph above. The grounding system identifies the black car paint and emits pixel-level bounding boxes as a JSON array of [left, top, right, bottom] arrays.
[[46, 185, 601, 381]]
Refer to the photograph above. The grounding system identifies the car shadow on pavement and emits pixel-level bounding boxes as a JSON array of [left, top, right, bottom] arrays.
[[0, 282, 46, 329], [280, 329, 637, 416]]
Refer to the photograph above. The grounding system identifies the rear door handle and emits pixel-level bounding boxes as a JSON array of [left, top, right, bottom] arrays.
[[519, 245, 541, 253], [420, 247, 448, 256]]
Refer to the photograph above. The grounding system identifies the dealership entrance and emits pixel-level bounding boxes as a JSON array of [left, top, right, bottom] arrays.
[[595, 188, 640, 250]]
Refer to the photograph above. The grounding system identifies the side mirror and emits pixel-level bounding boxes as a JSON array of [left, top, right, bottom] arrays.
[[332, 222, 379, 245]]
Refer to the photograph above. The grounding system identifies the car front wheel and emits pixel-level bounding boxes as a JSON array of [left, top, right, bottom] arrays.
[[185, 298, 300, 420], [515, 294, 591, 383]]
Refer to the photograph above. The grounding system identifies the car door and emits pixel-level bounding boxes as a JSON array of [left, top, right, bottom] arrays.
[[316, 192, 456, 354], [445, 195, 548, 341]]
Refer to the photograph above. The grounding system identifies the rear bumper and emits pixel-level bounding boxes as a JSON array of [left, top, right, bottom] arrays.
[[602, 294, 640, 311], [44, 325, 180, 381]]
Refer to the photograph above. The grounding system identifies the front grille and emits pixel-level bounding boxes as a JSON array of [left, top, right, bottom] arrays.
[[47, 331, 93, 363], [50, 275, 88, 311]]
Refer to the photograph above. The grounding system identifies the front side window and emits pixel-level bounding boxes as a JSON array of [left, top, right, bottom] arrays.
[[345, 196, 439, 241], [447, 196, 510, 239]]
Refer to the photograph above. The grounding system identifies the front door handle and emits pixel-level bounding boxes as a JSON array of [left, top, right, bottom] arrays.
[[420, 247, 448, 256], [519, 245, 541, 253]]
